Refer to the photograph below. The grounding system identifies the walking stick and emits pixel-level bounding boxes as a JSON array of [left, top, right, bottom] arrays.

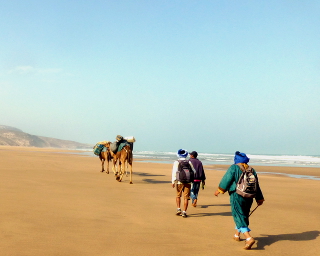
[[249, 205, 259, 217]]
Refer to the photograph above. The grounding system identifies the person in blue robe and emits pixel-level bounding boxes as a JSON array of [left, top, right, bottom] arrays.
[[214, 151, 264, 250]]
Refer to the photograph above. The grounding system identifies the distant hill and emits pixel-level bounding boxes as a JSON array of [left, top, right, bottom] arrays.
[[0, 125, 93, 149]]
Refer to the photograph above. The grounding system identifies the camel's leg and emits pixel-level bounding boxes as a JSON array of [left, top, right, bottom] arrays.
[[128, 150, 133, 183], [112, 158, 118, 176], [115, 158, 123, 181], [118, 161, 122, 175], [109, 151, 117, 176], [101, 159, 105, 172], [120, 162, 128, 177], [113, 163, 117, 176], [99, 152, 105, 172], [117, 162, 125, 182], [125, 160, 129, 177], [116, 161, 120, 176], [99, 154, 105, 173], [129, 163, 133, 184], [106, 158, 109, 174], [115, 162, 121, 181], [123, 160, 127, 178]]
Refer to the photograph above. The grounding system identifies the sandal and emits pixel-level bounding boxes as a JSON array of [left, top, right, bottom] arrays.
[[233, 236, 241, 242], [243, 238, 255, 250]]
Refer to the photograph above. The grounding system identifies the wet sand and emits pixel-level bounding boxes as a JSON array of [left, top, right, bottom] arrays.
[[1, 146, 319, 256]]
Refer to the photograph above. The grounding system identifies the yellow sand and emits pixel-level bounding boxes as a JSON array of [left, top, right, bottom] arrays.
[[0, 146, 319, 256]]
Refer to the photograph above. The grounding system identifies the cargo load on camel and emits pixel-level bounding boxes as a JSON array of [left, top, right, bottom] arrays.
[[93, 141, 110, 156], [109, 135, 135, 154], [93, 136, 136, 156]]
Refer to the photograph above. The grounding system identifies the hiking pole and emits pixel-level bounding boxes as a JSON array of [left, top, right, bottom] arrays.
[[249, 205, 259, 217]]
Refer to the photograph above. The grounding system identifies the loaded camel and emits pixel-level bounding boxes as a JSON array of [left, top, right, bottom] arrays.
[[93, 141, 112, 174], [105, 142, 133, 184], [99, 148, 112, 174]]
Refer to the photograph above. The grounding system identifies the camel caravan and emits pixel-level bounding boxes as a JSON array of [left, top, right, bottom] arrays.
[[93, 135, 135, 184]]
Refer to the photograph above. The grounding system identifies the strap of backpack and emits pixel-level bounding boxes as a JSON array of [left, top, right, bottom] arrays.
[[178, 159, 188, 164], [177, 160, 184, 169]]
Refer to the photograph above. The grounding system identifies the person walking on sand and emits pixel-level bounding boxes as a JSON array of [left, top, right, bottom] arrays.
[[214, 151, 264, 250], [189, 151, 206, 207], [172, 149, 195, 218]]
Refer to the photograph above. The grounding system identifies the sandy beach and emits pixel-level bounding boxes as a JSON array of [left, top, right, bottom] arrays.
[[1, 146, 319, 256]]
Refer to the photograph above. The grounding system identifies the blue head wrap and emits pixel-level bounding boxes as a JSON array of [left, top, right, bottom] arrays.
[[177, 149, 188, 158], [234, 151, 250, 164]]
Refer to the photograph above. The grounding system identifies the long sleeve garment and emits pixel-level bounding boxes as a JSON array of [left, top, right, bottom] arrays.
[[189, 158, 206, 182], [218, 164, 264, 229]]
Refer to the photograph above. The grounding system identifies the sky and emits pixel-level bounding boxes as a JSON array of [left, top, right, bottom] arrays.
[[0, 0, 319, 155]]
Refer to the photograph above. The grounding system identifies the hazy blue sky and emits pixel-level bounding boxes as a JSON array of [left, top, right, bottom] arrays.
[[1, 1, 319, 155]]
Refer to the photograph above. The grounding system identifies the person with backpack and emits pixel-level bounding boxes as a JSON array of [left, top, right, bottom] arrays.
[[171, 149, 195, 218], [214, 151, 264, 250], [189, 151, 206, 207]]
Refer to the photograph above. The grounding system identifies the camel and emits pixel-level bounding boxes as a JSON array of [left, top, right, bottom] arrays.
[[99, 149, 112, 174], [94, 141, 112, 173], [105, 142, 133, 184]]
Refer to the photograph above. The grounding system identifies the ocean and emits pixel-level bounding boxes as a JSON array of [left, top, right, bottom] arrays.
[[135, 151, 320, 167], [76, 150, 320, 180], [81, 150, 320, 168]]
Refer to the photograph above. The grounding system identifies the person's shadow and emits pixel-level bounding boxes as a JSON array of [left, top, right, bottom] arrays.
[[255, 230, 320, 250], [188, 211, 232, 217], [188, 204, 232, 217], [200, 204, 230, 208]]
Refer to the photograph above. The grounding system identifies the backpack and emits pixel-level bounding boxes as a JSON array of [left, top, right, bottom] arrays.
[[176, 160, 194, 183], [236, 164, 257, 198]]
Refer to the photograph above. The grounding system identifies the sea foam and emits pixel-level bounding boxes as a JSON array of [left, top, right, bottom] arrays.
[[133, 151, 320, 167]]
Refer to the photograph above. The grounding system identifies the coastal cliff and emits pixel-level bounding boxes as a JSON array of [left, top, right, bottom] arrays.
[[0, 125, 92, 149]]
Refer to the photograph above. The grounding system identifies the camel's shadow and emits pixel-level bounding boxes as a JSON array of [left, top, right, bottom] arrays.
[[255, 230, 320, 250], [134, 172, 171, 184], [142, 178, 171, 184], [135, 172, 165, 177]]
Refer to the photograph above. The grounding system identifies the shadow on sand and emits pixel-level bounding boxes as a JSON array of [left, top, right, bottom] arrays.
[[200, 204, 230, 208], [135, 172, 166, 177], [133, 172, 171, 184], [255, 230, 320, 250], [142, 178, 171, 184], [188, 211, 232, 217]]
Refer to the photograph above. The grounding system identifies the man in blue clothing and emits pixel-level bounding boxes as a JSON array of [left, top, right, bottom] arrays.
[[214, 151, 264, 250], [189, 151, 206, 207]]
